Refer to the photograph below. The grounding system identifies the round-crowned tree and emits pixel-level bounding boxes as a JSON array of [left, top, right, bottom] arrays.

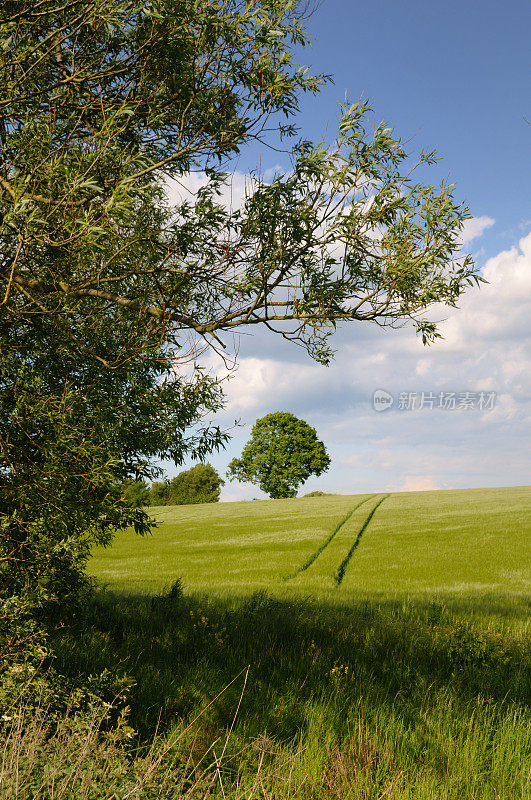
[[227, 412, 330, 498], [167, 463, 225, 505]]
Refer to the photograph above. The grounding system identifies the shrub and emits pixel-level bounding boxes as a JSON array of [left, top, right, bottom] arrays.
[[121, 480, 150, 508], [167, 464, 224, 505], [149, 481, 170, 506]]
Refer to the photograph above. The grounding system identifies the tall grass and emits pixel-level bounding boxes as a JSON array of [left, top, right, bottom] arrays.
[[19, 588, 525, 800]]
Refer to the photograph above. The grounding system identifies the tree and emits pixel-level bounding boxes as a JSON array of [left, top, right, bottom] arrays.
[[167, 463, 224, 505], [227, 412, 330, 498], [121, 479, 150, 508], [0, 0, 481, 667], [149, 464, 224, 505], [149, 481, 170, 507]]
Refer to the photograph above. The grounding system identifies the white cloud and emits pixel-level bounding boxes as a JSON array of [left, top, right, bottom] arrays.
[[435, 235, 531, 407], [166, 171, 209, 199], [394, 475, 441, 492], [166, 170, 257, 213], [222, 356, 331, 414], [460, 215, 495, 244]]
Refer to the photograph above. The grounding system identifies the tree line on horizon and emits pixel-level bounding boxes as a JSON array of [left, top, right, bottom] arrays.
[[123, 463, 224, 507]]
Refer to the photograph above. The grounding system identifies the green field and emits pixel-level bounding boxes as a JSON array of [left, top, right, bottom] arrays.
[[51, 486, 530, 798], [89, 486, 530, 608]]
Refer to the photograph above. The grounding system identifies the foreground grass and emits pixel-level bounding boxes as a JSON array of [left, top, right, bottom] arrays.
[[3, 487, 529, 798], [26, 590, 528, 799]]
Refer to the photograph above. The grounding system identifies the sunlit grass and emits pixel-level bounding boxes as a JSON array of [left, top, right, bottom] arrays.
[[88, 486, 531, 611]]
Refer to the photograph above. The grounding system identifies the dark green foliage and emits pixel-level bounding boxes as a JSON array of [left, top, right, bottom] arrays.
[[149, 481, 171, 507], [167, 463, 224, 505], [149, 464, 224, 505], [121, 480, 150, 508], [227, 412, 330, 498]]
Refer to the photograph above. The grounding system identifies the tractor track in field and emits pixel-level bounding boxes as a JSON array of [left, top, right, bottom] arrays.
[[334, 493, 390, 587], [283, 495, 376, 581]]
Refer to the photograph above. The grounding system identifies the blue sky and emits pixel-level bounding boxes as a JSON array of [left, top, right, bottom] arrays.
[[164, 0, 531, 499], [273, 0, 530, 261]]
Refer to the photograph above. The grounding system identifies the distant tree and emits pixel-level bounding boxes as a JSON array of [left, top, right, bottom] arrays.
[[167, 463, 224, 505], [150, 481, 170, 507], [227, 412, 330, 499], [121, 479, 150, 508]]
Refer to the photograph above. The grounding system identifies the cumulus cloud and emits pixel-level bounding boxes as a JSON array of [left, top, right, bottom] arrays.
[[460, 215, 495, 245], [166, 170, 256, 213]]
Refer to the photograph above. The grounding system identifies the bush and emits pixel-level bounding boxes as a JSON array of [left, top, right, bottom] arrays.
[[121, 480, 150, 507], [149, 481, 170, 506], [166, 464, 224, 505], [147, 465, 224, 506]]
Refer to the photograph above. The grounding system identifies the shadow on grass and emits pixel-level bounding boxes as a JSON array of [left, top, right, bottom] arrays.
[[52, 588, 530, 746]]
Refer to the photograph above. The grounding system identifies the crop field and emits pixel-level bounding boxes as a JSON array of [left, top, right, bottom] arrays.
[[50, 486, 530, 799], [89, 486, 530, 608]]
